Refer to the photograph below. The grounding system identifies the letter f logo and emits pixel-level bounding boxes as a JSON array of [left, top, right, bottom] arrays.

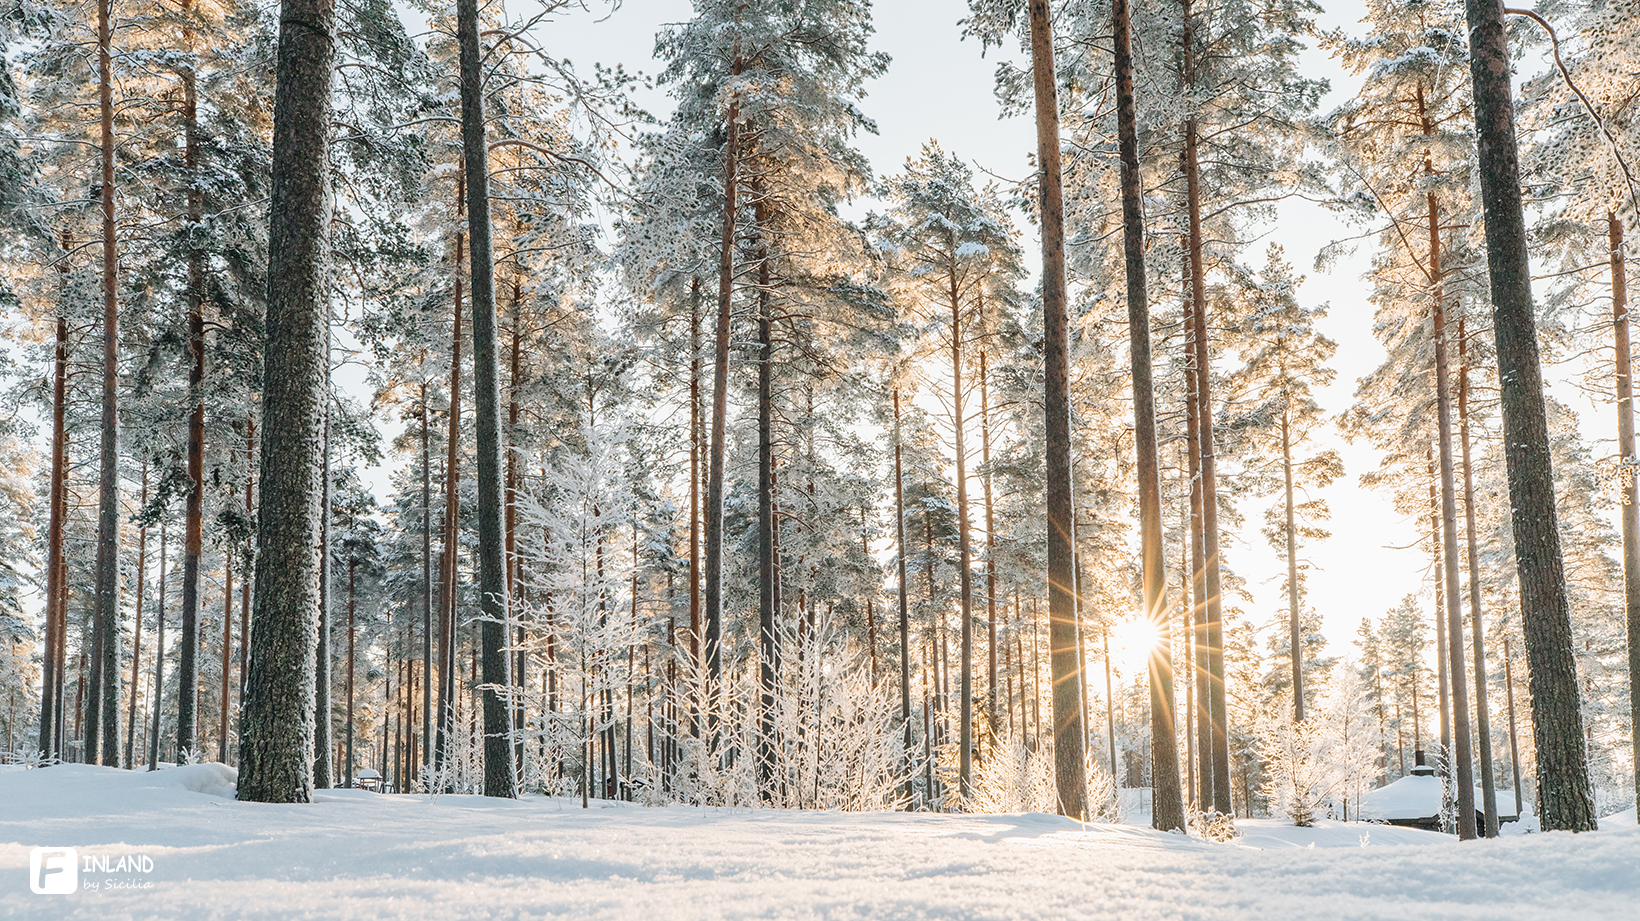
[[29, 847, 77, 895]]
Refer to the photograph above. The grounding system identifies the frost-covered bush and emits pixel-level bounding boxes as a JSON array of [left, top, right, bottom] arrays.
[[970, 733, 1120, 821]]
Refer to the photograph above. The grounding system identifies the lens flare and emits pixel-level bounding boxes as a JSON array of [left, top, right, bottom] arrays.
[[1106, 616, 1162, 676]]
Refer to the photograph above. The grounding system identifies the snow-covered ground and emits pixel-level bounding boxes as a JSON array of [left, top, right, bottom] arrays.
[[3, 765, 1637, 920]]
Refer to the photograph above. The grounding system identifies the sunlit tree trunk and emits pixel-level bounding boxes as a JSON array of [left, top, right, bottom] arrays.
[[1609, 212, 1640, 823], [894, 388, 913, 806], [1458, 322, 1499, 836], [948, 238, 974, 800], [1026, 0, 1087, 821], [39, 302, 69, 760], [981, 352, 998, 729], [436, 175, 465, 781], [1114, 0, 1182, 831], [1179, 0, 1231, 815]]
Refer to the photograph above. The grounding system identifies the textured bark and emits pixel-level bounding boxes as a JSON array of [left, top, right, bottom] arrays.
[[981, 352, 998, 728], [240, 419, 254, 704], [1027, 0, 1086, 819], [1504, 636, 1524, 817], [894, 388, 913, 806], [177, 2, 205, 760], [509, 287, 526, 774], [1462, 0, 1595, 832], [1421, 89, 1476, 839], [756, 211, 777, 797], [39, 306, 68, 760], [435, 176, 464, 779], [1114, 0, 1182, 832], [689, 278, 702, 667], [1181, 248, 1212, 807], [1458, 324, 1499, 836], [457, 0, 517, 798], [313, 428, 331, 788], [238, 0, 334, 803], [346, 557, 355, 787], [220, 546, 233, 763], [948, 238, 974, 799], [148, 522, 166, 769], [126, 467, 148, 768], [1612, 213, 1640, 823], [421, 380, 433, 778], [704, 50, 743, 688], [88, 0, 123, 767], [1179, 0, 1231, 814], [1429, 450, 1452, 768], [1279, 366, 1303, 726]]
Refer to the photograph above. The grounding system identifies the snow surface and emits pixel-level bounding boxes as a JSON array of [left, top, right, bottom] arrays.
[[3, 764, 1639, 920]]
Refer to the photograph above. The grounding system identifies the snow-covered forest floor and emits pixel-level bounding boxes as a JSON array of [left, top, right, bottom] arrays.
[[3, 765, 1638, 919]]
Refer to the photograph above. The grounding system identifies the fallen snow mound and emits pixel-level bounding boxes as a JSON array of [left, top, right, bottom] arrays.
[[4, 765, 1639, 920], [158, 762, 239, 798]]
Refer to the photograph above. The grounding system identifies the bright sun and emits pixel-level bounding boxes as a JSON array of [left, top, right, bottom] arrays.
[[1105, 616, 1163, 677]]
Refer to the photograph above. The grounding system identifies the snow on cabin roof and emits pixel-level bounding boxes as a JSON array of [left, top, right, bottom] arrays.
[[1360, 774, 1444, 820]]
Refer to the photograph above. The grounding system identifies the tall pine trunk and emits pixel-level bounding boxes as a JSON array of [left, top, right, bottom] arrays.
[[420, 377, 433, 779], [1610, 212, 1640, 823], [39, 306, 68, 760], [756, 204, 778, 797], [894, 388, 913, 806], [689, 277, 702, 667], [704, 46, 743, 689], [1419, 83, 1476, 840], [949, 245, 974, 799], [436, 176, 465, 780], [1282, 396, 1303, 721], [1429, 450, 1452, 772], [1433, 224, 1477, 842], [148, 521, 166, 769], [239, 419, 254, 704], [177, 0, 205, 761], [1182, 247, 1212, 807], [88, 0, 123, 767], [1180, 0, 1232, 815], [314, 416, 331, 787], [981, 352, 998, 730], [1463, 0, 1596, 833], [237, 0, 335, 804], [1027, 0, 1086, 819], [126, 466, 147, 768], [457, 0, 516, 797], [1114, 0, 1182, 832], [1458, 323, 1499, 836]]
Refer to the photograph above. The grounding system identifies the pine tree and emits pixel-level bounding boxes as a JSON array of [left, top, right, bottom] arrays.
[[1223, 246, 1342, 723], [1463, 0, 1597, 832], [237, 0, 336, 804], [875, 143, 1023, 802]]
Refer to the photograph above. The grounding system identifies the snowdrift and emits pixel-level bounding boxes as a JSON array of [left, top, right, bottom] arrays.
[[3, 764, 1637, 919]]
